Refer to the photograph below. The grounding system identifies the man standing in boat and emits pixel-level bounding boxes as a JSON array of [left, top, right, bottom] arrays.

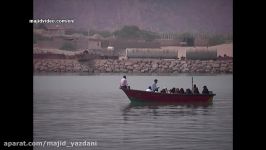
[[120, 75, 128, 89], [151, 79, 159, 92]]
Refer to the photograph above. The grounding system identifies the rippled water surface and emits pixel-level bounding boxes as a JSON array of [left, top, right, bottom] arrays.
[[34, 75, 232, 150]]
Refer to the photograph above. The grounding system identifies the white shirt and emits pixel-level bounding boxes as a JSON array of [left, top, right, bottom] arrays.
[[146, 88, 152, 92], [151, 83, 158, 91], [120, 78, 128, 87]]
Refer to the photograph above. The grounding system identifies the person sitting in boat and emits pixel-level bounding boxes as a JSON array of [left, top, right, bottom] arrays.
[[151, 79, 159, 92], [160, 88, 167, 93], [146, 86, 152, 92], [170, 87, 176, 94], [165, 88, 169, 93], [120, 75, 128, 89], [193, 84, 200, 94], [179, 88, 185, 94], [175, 88, 180, 94], [186, 88, 193, 95], [202, 85, 209, 94]]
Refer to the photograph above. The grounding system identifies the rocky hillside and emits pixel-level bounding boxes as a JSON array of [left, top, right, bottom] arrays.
[[34, 0, 232, 33]]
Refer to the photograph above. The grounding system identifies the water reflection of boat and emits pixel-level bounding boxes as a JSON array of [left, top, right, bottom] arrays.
[[123, 101, 213, 111], [121, 102, 213, 121], [121, 88, 215, 104]]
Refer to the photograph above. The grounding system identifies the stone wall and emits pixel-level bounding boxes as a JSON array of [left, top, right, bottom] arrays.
[[34, 59, 233, 74], [33, 59, 89, 72]]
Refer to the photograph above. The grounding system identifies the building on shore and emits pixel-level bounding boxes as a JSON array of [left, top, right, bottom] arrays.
[[125, 43, 233, 60], [186, 48, 217, 60], [125, 48, 178, 59]]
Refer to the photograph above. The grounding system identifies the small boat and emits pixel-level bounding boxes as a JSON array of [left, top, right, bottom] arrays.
[[121, 88, 216, 104]]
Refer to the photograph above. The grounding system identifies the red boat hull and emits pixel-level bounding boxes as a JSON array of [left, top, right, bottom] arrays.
[[122, 88, 215, 104]]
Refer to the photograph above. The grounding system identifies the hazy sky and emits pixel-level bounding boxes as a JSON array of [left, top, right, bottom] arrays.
[[34, 0, 232, 33]]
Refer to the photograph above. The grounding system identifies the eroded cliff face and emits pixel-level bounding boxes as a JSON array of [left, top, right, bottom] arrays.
[[34, 0, 232, 33]]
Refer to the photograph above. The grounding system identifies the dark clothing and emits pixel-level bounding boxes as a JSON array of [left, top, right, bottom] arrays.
[[120, 85, 127, 89], [180, 88, 185, 94], [175, 89, 180, 94], [170, 88, 176, 94], [160, 89, 167, 93], [202, 88, 209, 94], [186, 89, 192, 95], [193, 87, 200, 94]]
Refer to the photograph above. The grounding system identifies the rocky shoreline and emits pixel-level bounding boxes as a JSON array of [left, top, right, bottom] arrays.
[[34, 59, 233, 74]]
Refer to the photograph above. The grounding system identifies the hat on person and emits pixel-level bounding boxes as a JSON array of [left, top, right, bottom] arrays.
[[154, 79, 158, 82]]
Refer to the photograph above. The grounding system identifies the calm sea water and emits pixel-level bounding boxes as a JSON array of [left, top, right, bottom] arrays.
[[33, 74, 232, 150]]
